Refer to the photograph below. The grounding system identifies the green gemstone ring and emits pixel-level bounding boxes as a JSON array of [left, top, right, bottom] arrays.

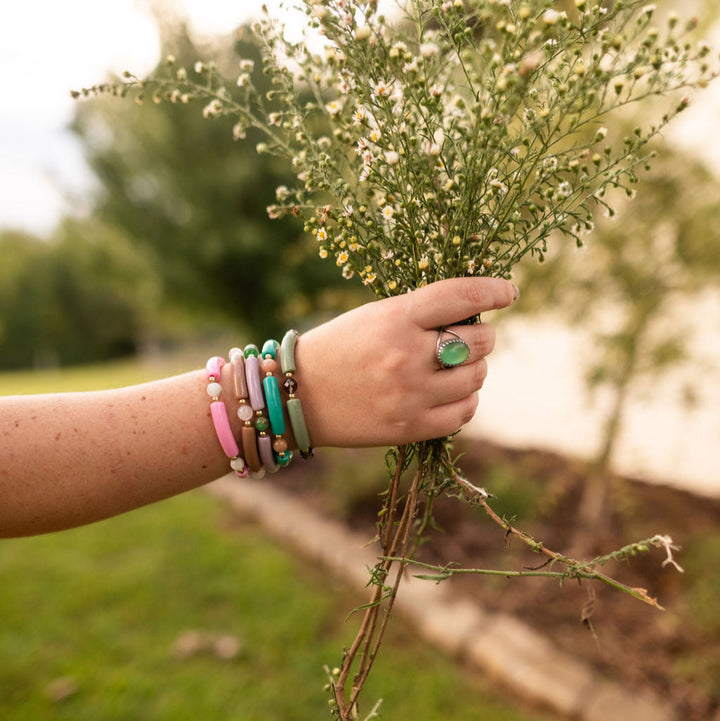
[[436, 328, 471, 369]]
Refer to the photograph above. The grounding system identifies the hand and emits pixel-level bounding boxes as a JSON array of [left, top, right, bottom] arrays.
[[296, 277, 519, 447]]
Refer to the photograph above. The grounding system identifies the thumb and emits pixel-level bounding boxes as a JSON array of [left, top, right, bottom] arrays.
[[407, 277, 519, 329]]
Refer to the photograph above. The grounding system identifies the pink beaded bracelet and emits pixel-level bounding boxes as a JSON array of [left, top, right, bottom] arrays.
[[205, 356, 248, 478]]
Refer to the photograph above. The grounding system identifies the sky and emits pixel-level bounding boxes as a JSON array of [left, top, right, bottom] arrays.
[[1, 2, 719, 493], [0, 0, 288, 235], [2, 1, 720, 235]]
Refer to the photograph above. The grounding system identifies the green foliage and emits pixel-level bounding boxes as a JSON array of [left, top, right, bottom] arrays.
[[315, 447, 390, 520], [98, 0, 717, 297], [683, 533, 720, 635], [1, 20, 356, 370], [0, 490, 553, 721], [0, 222, 152, 369], [476, 461, 544, 522], [71, 25, 350, 342]]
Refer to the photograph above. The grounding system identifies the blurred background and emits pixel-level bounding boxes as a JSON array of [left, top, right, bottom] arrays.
[[1, 0, 718, 495], [1, 1, 719, 720]]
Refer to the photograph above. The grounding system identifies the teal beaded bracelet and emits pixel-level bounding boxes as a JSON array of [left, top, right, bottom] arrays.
[[260, 339, 293, 468], [280, 329, 313, 459]]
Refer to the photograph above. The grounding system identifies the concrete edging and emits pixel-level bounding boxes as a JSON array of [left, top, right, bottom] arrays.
[[207, 475, 674, 721]]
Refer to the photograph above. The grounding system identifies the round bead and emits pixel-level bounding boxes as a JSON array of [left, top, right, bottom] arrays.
[[230, 457, 246, 472], [254, 415, 270, 432], [261, 358, 278, 375], [206, 382, 223, 398], [249, 468, 266, 480], [272, 437, 288, 453], [237, 403, 254, 422], [243, 344, 259, 358]]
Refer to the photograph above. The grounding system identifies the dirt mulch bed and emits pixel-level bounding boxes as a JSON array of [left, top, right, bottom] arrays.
[[274, 439, 720, 721]]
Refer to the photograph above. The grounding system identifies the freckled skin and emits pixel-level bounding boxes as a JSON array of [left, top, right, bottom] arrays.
[[0, 278, 517, 538], [0, 372, 224, 536]]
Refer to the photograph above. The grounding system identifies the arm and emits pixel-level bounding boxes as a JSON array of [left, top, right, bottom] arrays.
[[0, 372, 219, 536], [0, 277, 518, 537]]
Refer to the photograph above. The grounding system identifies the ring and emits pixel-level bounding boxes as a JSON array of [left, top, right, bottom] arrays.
[[436, 328, 470, 369]]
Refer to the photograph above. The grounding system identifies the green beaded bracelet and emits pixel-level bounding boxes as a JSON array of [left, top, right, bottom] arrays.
[[262, 373, 285, 436], [260, 338, 293, 467], [280, 329, 313, 459]]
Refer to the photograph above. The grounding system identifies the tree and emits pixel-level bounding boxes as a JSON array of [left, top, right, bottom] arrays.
[[0, 220, 153, 369], [71, 19, 350, 343], [516, 139, 720, 546]]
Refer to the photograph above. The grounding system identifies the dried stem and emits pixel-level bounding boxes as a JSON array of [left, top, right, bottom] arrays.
[[448, 469, 666, 609], [330, 442, 680, 718], [332, 445, 427, 720]]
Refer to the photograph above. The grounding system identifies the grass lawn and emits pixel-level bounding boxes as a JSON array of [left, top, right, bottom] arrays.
[[0, 360, 556, 721], [0, 491, 556, 721], [0, 355, 195, 395]]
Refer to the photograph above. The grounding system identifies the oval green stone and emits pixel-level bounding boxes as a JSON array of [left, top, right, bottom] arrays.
[[439, 340, 470, 366]]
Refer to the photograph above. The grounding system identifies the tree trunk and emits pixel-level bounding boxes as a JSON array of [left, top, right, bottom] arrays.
[[572, 322, 645, 555]]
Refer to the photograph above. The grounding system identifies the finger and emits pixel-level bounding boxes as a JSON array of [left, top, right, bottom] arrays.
[[407, 277, 519, 330], [427, 358, 488, 406], [416, 393, 480, 441], [435, 322, 496, 368]]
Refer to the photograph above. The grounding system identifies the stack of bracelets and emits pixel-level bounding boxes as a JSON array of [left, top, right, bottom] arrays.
[[205, 329, 313, 480]]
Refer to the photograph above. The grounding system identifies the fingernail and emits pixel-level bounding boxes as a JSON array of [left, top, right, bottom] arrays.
[[511, 284, 520, 303]]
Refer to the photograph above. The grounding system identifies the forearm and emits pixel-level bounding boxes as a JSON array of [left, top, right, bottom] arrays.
[[0, 370, 227, 537], [0, 277, 518, 538]]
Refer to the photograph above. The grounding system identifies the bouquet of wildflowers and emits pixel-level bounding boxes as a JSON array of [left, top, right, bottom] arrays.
[[84, 0, 719, 298], [79, 1, 717, 717], [211, 0, 713, 296]]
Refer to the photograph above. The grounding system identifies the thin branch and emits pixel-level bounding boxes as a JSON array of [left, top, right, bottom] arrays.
[[448, 468, 667, 610]]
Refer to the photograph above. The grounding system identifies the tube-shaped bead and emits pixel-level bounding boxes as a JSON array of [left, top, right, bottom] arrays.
[[245, 354, 264, 411], [262, 375, 286, 436], [279, 330, 298, 374], [241, 425, 262, 473], [286, 398, 311, 452]]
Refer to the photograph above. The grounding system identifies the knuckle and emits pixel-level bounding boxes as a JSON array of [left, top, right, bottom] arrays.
[[474, 325, 496, 357], [389, 417, 412, 442], [462, 280, 490, 310], [470, 359, 488, 389], [380, 346, 410, 379], [463, 278, 515, 312]]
